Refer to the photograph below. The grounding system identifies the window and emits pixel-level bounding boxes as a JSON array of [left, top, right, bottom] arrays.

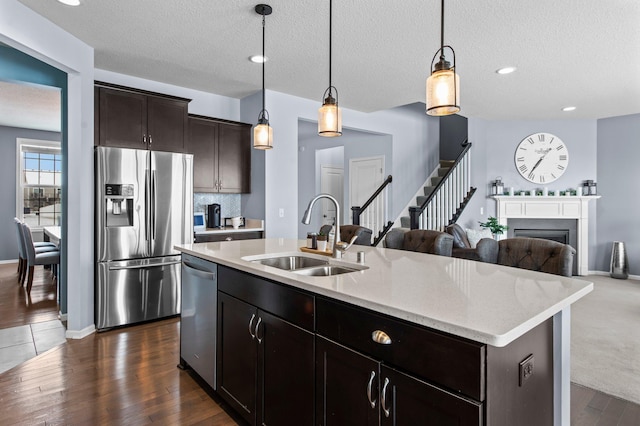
[[16, 139, 62, 229]]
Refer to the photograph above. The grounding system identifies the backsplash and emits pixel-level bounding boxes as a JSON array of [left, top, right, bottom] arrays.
[[194, 193, 241, 218]]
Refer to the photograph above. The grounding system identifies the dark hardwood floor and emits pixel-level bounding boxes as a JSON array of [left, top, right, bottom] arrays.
[[1, 262, 639, 425], [0, 261, 59, 329]]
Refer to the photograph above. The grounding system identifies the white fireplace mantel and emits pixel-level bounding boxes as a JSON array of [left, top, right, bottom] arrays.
[[493, 195, 600, 276]]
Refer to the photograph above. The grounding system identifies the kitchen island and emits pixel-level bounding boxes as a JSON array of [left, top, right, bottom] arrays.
[[176, 238, 592, 426]]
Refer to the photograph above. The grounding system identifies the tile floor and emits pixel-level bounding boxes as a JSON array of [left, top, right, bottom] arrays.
[[0, 319, 66, 374]]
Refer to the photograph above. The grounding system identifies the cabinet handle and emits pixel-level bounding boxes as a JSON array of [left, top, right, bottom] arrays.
[[225, 237, 233, 241], [218, 180, 222, 190], [255, 317, 263, 344], [149, 134, 153, 144], [381, 377, 391, 418], [366, 370, 377, 408], [248, 313, 256, 339], [372, 330, 392, 345], [143, 134, 147, 144]]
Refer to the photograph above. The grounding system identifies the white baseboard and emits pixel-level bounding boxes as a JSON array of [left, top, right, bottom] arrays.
[[58, 311, 68, 321], [66, 324, 96, 339], [0, 259, 18, 265], [587, 270, 640, 280]]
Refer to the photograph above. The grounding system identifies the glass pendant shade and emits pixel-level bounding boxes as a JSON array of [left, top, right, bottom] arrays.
[[318, 96, 342, 137], [426, 68, 460, 116], [253, 121, 273, 149]]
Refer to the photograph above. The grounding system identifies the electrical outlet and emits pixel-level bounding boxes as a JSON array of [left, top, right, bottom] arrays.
[[519, 354, 535, 387], [480, 207, 484, 215], [278, 208, 284, 218]]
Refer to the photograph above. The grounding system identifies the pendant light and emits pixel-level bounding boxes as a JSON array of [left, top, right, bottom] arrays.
[[254, 4, 273, 149], [426, 0, 460, 116], [318, 0, 342, 137]]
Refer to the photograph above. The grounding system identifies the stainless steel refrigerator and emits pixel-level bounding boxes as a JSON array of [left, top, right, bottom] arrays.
[[95, 146, 193, 330]]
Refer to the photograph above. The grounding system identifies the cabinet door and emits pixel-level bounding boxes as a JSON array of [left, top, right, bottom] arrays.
[[147, 95, 188, 153], [217, 122, 251, 193], [186, 117, 218, 192], [217, 292, 257, 425], [379, 365, 482, 426], [316, 336, 379, 426], [98, 87, 147, 149], [257, 310, 314, 426]]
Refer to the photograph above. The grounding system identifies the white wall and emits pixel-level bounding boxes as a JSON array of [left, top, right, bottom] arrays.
[[460, 117, 599, 269], [596, 113, 640, 274], [240, 90, 438, 239], [0, 0, 95, 337]]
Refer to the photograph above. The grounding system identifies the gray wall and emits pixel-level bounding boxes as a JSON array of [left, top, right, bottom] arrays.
[[459, 118, 599, 270], [596, 113, 640, 274], [297, 120, 392, 238], [440, 114, 468, 160], [0, 125, 61, 261]]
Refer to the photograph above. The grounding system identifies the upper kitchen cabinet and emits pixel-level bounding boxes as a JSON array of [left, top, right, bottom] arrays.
[[186, 115, 251, 194], [95, 83, 190, 153]]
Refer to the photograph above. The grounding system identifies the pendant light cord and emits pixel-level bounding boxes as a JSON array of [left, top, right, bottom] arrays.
[[329, 0, 332, 96], [262, 13, 266, 113], [439, 0, 445, 62]]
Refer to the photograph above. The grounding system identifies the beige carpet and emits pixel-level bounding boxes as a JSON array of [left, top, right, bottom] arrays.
[[571, 274, 640, 404]]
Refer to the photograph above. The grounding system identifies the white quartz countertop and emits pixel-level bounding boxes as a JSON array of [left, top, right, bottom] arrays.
[[195, 219, 264, 235], [175, 238, 593, 347]]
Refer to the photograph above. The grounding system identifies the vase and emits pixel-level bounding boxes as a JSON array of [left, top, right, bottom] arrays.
[[610, 241, 628, 279]]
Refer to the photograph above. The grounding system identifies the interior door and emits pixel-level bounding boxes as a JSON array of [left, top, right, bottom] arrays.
[[350, 156, 384, 233], [320, 166, 344, 226], [149, 151, 193, 257]]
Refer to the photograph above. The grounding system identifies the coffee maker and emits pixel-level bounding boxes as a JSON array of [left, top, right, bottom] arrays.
[[207, 204, 221, 228]]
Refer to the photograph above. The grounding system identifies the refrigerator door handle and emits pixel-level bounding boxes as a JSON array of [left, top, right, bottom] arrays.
[[145, 168, 151, 242], [108, 260, 181, 271], [151, 170, 157, 240]]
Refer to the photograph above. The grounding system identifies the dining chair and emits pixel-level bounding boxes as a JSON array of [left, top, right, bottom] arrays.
[[21, 222, 60, 294], [14, 218, 57, 285]]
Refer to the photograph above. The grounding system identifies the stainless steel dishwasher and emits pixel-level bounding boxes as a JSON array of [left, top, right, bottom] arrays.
[[179, 253, 217, 389]]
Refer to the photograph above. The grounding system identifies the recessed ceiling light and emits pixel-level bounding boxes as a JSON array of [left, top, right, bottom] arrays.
[[496, 67, 516, 75], [57, 0, 81, 5], [562, 106, 576, 112], [249, 55, 268, 63]]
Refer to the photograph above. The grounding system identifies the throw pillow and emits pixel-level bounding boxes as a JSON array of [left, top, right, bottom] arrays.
[[465, 228, 493, 249]]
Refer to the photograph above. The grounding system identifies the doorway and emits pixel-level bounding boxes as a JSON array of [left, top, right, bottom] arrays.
[[320, 165, 344, 226]]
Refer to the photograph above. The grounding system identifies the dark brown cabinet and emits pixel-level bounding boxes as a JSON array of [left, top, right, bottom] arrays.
[[210, 265, 553, 426], [217, 268, 314, 426], [95, 83, 189, 152], [187, 115, 251, 193], [315, 336, 482, 426]]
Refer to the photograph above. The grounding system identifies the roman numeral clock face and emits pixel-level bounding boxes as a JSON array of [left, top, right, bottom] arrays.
[[515, 132, 569, 184]]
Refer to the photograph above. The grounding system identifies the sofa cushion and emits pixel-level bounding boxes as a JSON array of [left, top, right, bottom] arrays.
[[446, 224, 471, 249], [465, 228, 493, 248]]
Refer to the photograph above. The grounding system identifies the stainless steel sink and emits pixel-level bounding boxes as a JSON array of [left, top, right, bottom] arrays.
[[251, 255, 329, 271], [292, 265, 363, 277]]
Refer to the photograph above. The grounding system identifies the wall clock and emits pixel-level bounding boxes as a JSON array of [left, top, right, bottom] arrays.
[[515, 132, 569, 184]]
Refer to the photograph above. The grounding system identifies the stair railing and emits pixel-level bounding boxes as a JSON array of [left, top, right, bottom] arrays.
[[409, 141, 474, 230], [351, 175, 394, 246]]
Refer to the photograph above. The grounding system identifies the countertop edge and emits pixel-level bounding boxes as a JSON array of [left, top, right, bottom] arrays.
[[175, 242, 593, 347]]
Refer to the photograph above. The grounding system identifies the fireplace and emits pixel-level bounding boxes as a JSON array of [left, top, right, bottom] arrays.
[[514, 229, 569, 244], [493, 195, 600, 275]]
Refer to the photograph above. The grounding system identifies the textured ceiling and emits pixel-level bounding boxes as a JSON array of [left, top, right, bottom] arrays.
[[0, 81, 61, 132], [10, 0, 640, 125]]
